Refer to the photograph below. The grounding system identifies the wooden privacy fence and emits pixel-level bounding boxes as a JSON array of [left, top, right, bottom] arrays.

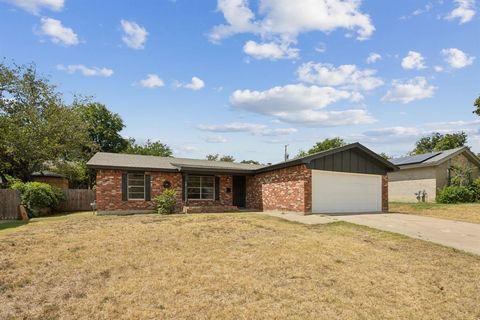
[[0, 189, 95, 220], [0, 189, 21, 220], [57, 189, 95, 212]]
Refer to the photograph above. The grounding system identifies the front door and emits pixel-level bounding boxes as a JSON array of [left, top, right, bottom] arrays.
[[232, 176, 246, 208]]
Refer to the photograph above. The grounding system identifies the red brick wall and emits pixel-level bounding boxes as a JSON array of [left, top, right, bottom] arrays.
[[96, 169, 183, 211], [246, 164, 312, 214], [382, 175, 388, 212], [95, 170, 233, 212]]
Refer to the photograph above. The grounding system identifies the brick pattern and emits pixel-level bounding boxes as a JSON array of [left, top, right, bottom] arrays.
[[246, 164, 312, 214], [96, 170, 183, 211], [382, 175, 388, 212], [96, 170, 233, 212]]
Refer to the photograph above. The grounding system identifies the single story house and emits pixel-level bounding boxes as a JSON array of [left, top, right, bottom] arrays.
[[31, 171, 69, 189], [388, 147, 480, 202], [86, 143, 398, 215]]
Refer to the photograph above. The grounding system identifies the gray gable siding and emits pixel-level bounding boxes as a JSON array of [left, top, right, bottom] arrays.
[[308, 149, 388, 175]]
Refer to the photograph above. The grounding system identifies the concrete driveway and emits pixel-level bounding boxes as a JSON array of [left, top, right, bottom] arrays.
[[263, 212, 480, 255]]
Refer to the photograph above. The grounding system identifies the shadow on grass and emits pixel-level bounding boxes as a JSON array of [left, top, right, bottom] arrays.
[[0, 220, 29, 232]]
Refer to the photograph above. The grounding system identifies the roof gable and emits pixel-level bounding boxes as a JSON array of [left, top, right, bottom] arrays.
[[256, 143, 398, 174]]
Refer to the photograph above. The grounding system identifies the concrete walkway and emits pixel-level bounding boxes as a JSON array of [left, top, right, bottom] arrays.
[[262, 212, 480, 255]]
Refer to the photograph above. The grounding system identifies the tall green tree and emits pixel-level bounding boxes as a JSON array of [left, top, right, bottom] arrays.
[[219, 155, 235, 162], [240, 160, 260, 165], [75, 99, 128, 155], [411, 132, 467, 155], [125, 139, 172, 157], [206, 154, 219, 161], [297, 137, 347, 157], [0, 62, 90, 181], [473, 95, 480, 116]]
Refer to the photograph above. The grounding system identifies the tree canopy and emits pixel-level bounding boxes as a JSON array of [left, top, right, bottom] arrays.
[[125, 139, 173, 157], [75, 100, 128, 155], [219, 155, 235, 162], [0, 63, 90, 181], [473, 95, 480, 116], [240, 160, 260, 165], [411, 132, 467, 155], [205, 154, 236, 162], [297, 137, 347, 158]]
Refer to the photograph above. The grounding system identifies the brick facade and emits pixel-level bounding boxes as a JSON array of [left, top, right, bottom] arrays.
[[96, 169, 183, 212], [95, 170, 234, 212], [96, 167, 389, 214], [246, 164, 312, 214]]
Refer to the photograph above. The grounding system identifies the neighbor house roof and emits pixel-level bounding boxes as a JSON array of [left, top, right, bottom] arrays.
[[31, 171, 66, 178], [391, 147, 480, 169], [86, 143, 398, 174]]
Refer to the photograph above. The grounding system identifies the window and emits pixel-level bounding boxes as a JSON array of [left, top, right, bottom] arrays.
[[128, 173, 145, 200], [187, 176, 214, 200]]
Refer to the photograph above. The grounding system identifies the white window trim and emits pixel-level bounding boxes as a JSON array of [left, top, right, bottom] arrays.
[[187, 175, 215, 201], [127, 173, 145, 201]]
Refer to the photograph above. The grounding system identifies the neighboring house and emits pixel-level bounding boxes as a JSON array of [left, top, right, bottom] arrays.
[[86, 143, 397, 215], [31, 171, 69, 189], [388, 147, 480, 202]]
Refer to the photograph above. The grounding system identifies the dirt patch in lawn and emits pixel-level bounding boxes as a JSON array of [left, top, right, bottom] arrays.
[[390, 202, 480, 224], [1, 213, 479, 319]]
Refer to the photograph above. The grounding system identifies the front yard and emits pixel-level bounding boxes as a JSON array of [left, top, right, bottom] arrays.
[[1, 213, 480, 319], [390, 202, 480, 224]]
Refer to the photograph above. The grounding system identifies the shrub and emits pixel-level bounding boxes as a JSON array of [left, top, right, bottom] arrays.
[[155, 188, 177, 214], [471, 178, 480, 201], [437, 185, 475, 204], [11, 181, 65, 216]]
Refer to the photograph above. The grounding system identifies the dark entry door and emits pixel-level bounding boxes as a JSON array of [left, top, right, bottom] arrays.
[[232, 176, 246, 208]]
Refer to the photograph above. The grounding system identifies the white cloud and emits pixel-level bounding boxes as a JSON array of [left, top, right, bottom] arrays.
[[6, 0, 63, 14], [229, 84, 374, 126], [243, 40, 299, 60], [446, 0, 476, 24], [401, 51, 426, 70], [197, 122, 297, 136], [204, 135, 228, 143], [120, 20, 148, 49], [297, 62, 383, 91], [209, 0, 375, 43], [139, 74, 165, 88], [39, 18, 79, 46], [441, 48, 475, 69], [231, 84, 362, 115], [382, 77, 436, 104], [56, 64, 113, 77], [175, 77, 205, 90], [273, 109, 376, 127], [434, 65, 444, 72], [366, 52, 382, 64], [359, 120, 480, 146]]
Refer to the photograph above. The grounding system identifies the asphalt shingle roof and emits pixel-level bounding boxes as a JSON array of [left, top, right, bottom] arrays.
[[86, 152, 265, 172]]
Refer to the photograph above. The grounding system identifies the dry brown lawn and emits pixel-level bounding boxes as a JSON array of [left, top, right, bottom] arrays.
[[390, 202, 480, 224], [1, 212, 480, 320]]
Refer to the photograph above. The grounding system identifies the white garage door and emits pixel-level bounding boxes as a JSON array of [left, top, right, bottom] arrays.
[[312, 170, 382, 213]]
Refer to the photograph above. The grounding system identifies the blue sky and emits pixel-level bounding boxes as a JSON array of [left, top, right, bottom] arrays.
[[0, 0, 478, 163]]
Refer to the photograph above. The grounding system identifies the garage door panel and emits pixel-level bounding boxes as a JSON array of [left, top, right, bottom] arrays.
[[312, 170, 381, 213]]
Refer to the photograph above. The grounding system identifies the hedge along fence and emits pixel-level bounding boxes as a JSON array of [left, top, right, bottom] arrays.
[[0, 189, 95, 220]]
